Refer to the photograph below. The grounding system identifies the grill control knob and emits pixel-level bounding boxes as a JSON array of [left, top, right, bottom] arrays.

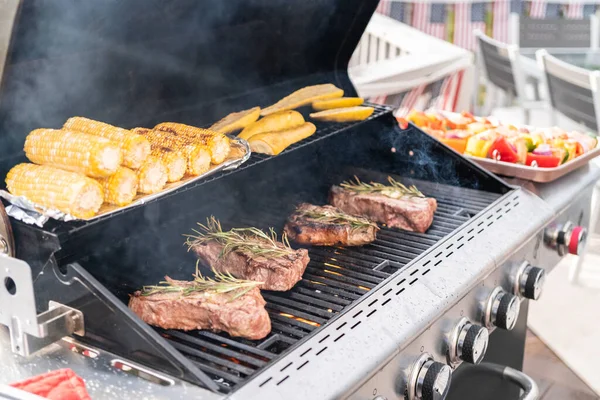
[[407, 354, 452, 400], [456, 323, 489, 364], [484, 287, 520, 330], [545, 222, 587, 256], [513, 263, 546, 300]]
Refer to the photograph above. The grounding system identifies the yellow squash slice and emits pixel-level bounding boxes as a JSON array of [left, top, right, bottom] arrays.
[[261, 84, 344, 116], [309, 106, 374, 122], [248, 122, 316, 156], [238, 110, 304, 141], [209, 106, 261, 134], [312, 97, 364, 111]]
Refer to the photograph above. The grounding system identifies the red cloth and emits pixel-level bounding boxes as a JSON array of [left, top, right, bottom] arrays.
[[10, 369, 91, 400]]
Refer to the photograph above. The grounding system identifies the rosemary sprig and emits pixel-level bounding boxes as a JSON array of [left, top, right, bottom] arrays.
[[340, 176, 424, 198], [141, 261, 261, 301], [297, 208, 378, 231], [186, 216, 294, 259]]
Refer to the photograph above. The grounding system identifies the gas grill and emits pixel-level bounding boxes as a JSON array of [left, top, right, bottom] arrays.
[[0, 1, 599, 400]]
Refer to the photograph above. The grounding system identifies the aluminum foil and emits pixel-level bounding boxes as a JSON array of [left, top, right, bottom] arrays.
[[1, 137, 251, 227], [0, 191, 75, 227]]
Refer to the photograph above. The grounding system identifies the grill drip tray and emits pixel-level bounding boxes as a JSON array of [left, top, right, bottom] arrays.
[[148, 175, 502, 393]]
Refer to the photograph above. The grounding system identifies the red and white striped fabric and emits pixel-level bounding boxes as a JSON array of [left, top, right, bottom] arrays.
[[396, 84, 427, 117], [492, 0, 511, 43], [376, 0, 391, 15], [412, 3, 447, 40], [453, 3, 487, 51], [435, 71, 465, 111], [566, 1, 584, 18], [529, 0, 547, 18], [370, 95, 388, 105]]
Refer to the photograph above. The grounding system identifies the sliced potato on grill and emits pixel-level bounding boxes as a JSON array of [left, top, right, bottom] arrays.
[[312, 97, 364, 111], [248, 122, 316, 155], [261, 84, 344, 116], [309, 106, 374, 122], [238, 110, 304, 141], [209, 106, 261, 134]]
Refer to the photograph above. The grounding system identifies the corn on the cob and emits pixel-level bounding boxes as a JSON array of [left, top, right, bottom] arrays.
[[133, 128, 210, 176], [6, 163, 104, 219], [136, 157, 168, 194], [151, 146, 186, 182], [98, 166, 138, 206], [63, 117, 151, 169], [24, 129, 122, 178], [154, 122, 231, 164]]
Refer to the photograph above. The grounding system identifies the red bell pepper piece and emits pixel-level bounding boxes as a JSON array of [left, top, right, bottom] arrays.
[[11, 369, 91, 400], [525, 153, 561, 168], [487, 137, 519, 163]]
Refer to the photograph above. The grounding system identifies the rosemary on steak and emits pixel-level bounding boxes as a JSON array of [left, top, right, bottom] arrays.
[[297, 207, 378, 231], [186, 216, 294, 258], [141, 261, 261, 300], [340, 176, 424, 198]]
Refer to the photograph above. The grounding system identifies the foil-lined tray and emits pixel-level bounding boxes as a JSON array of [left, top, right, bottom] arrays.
[[0, 137, 251, 227]]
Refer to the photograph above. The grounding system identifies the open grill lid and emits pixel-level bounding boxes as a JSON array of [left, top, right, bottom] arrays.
[[0, 0, 378, 175]]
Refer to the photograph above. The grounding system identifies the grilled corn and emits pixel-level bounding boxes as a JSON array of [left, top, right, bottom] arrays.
[[6, 163, 104, 219], [209, 107, 261, 134], [98, 166, 138, 206], [154, 122, 231, 164], [136, 157, 168, 194], [24, 129, 121, 178], [64, 117, 151, 169], [133, 128, 211, 176], [151, 146, 186, 182]]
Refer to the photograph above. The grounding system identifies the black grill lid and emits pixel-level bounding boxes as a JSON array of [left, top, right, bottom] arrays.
[[0, 0, 378, 174]]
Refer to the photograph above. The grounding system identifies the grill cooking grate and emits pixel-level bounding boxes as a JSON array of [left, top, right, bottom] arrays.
[[156, 177, 502, 393]]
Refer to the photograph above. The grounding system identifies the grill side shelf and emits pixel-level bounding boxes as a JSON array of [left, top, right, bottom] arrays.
[[30, 261, 220, 393]]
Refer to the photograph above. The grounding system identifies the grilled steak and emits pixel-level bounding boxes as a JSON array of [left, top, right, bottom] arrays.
[[191, 241, 309, 291], [284, 203, 378, 246], [329, 185, 437, 233], [128, 278, 271, 340]]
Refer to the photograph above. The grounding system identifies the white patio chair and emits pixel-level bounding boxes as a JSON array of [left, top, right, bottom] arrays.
[[474, 30, 545, 124], [537, 49, 600, 288]]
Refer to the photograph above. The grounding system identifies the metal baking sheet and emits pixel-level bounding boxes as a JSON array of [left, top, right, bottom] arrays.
[[0, 137, 251, 227], [466, 145, 600, 183]]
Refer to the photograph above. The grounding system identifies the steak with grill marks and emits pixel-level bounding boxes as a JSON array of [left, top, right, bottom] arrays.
[[329, 185, 437, 233], [191, 241, 309, 291], [128, 279, 271, 340], [284, 203, 378, 246]]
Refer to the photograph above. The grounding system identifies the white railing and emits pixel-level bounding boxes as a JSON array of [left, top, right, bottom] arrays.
[[349, 13, 475, 112]]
